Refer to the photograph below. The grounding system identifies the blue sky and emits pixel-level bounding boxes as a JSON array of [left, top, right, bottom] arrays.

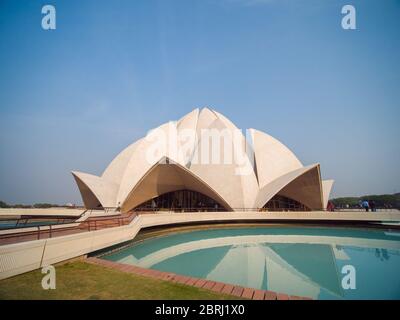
[[0, 0, 399, 205]]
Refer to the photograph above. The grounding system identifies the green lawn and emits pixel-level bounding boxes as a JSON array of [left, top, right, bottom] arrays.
[[0, 261, 238, 300]]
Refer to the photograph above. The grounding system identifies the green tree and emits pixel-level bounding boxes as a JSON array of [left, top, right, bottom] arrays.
[[33, 203, 57, 209], [0, 200, 9, 208]]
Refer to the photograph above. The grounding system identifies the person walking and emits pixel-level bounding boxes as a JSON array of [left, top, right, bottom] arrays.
[[369, 200, 376, 212], [327, 201, 335, 212], [362, 199, 370, 212]]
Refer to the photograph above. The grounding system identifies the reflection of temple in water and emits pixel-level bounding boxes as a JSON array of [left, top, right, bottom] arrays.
[[204, 243, 344, 299], [114, 234, 400, 300]]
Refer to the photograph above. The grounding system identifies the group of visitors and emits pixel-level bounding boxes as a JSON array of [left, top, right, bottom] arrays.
[[326, 199, 378, 212], [360, 199, 376, 212]]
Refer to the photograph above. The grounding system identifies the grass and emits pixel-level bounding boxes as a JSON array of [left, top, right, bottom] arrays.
[[0, 261, 238, 300]]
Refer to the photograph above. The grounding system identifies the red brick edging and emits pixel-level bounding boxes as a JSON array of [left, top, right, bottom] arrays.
[[86, 257, 312, 300]]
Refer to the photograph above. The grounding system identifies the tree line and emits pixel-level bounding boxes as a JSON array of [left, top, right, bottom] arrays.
[[331, 193, 400, 209], [0, 201, 74, 209]]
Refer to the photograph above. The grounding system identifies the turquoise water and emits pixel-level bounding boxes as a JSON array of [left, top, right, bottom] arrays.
[[0, 220, 59, 229], [102, 226, 400, 299]]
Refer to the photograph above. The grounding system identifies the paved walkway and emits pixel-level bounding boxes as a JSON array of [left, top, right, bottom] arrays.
[[86, 257, 312, 300], [0, 213, 137, 245]]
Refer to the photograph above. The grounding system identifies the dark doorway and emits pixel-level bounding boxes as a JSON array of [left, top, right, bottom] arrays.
[[134, 189, 227, 212]]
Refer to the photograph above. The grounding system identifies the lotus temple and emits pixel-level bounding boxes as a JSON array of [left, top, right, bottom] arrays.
[[72, 108, 334, 213]]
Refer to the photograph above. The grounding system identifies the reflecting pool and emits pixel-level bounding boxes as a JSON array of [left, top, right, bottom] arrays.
[[102, 227, 400, 299]]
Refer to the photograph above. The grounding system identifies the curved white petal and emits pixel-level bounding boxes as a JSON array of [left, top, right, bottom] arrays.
[[177, 108, 199, 167], [250, 128, 302, 187], [322, 179, 335, 208], [72, 171, 118, 208], [116, 122, 173, 205], [254, 164, 323, 210], [190, 117, 252, 209], [101, 139, 142, 184], [213, 111, 259, 208], [195, 107, 218, 135]]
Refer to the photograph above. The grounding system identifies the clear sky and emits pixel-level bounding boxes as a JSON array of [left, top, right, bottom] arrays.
[[0, 0, 399, 205]]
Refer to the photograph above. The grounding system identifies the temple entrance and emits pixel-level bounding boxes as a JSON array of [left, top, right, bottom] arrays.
[[133, 189, 227, 212], [263, 195, 310, 211]]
